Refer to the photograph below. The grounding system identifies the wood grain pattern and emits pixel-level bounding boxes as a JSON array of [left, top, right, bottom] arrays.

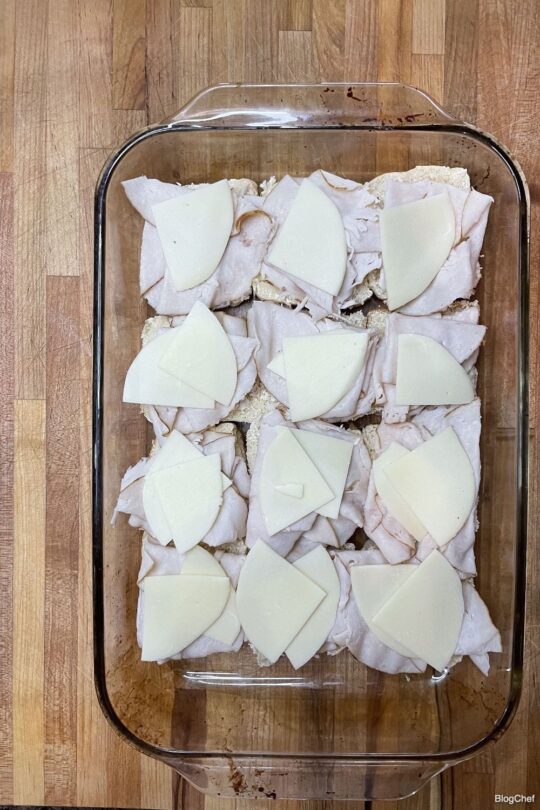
[[0, 1, 538, 808]]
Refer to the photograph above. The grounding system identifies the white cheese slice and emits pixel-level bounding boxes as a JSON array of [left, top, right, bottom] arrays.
[[283, 331, 369, 421], [290, 428, 353, 519], [123, 328, 214, 408], [396, 334, 475, 406], [384, 427, 475, 547], [142, 475, 173, 545], [148, 454, 223, 552], [179, 545, 239, 645], [180, 544, 228, 578], [152, 180, 234, 291], [350, 564, 416, 657], [267, 352, 286, 378], [380, 192, 455, 310], [267, 178, 347, 296], [158, 302, 237, 406], [141, 573, 230, 661], [372, 550, 464, 671], [205, 589, 241, 646], [148, 430, 231, 491], [236, 541, 325, 664], [260, 428, 334, 535], [274, 483, 304, 498], [372, 443, 427, 541], [286, 546, 340, 669]]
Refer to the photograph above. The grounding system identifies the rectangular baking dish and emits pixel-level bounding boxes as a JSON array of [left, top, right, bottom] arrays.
[[93, 83, 529, 802]]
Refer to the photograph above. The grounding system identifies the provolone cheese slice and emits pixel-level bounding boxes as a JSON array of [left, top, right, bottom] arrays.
[[149, 454, 223, 552], [148, 430, 231, 491], [291, 428, 353, 519], [283, 331, 369, 421], [236, 542, 325, 663], [205, 589, 241, 645], [286, 546, 340, 669], [373, 443, 427, 541], [372, 550, 464, 671], [350, 564, 416, 657], [380, 192, 455, 310], [395, 334, 474, 406], [384, 427, 475, 546], [142, 475, 172, 545], [152, 180, 234, 291], [180, 544, 227, 578], [158, 302, 237, 406], [260, 428, 334, 535], [180, 546, 239, 645], [123, 328, 214, 408], [141, 573, 230, 661], [267, 352, 286, 378], [267, 179, 347, 296]]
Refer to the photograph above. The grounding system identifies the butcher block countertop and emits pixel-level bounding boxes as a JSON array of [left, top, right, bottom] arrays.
[[0, 1, 538, 808]]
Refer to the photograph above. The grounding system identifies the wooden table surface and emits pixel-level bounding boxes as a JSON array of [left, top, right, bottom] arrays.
[[0, 1, 538, 808]]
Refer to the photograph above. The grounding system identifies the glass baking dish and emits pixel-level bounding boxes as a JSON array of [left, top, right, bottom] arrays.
[[93, 83, 530, 802]]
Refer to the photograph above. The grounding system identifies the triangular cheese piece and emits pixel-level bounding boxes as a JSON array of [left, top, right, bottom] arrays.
[[267, 178, 347, 296], [148, 431, 231, 491], [286, 546, 340, 669], [380, 192, 455, 310], [267, 352, 286, 378], [236, 542, 325, 663], [205, 589, 241, 646], [180, 546, 239, 645], [290, 428, 353, 519], [260, 428, 334, 535], [372, 551, 464, 671], [395, 334, 475, 405], [145, 454, 223, 552], [384, 428, 475, 546], [152, 180, 234, 291], [283, 331, 369, 421], [141, 573, 230, 661], [373, 443, 427, 541], [350, 564, 416, 657], [158, 302, 237, 406], [123, 328, 214, 408]]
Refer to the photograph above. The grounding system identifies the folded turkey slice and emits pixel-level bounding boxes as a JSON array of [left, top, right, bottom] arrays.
[[138, 312, 257, 435], [383, 427, 475, 547], [158, 301, 237, 406], [376, 178, 493, 315], [372, 310, 485, 423], [256, 171, 380, 318], [123, 176, 273, 314], [328, 547, 500, 675], [152, 180, 234, 291], [371, 551, 464, 671], [246, 410, 371, 557], [143, 453, 223, 551], [136, 538, 246, 661], [248, 301, 379, 420], [281, 331, 369, 421], [114, 424, 249, 552], [362, 400, 481, 575], [266, 177, 347, 296]]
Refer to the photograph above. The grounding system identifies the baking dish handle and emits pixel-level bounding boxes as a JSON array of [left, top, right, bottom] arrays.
[[165, 82, 459, 129], [167, 755, 450, 802]]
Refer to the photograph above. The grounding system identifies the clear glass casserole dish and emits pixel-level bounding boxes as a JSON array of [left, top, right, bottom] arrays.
[[93, 83, 530, 802]]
